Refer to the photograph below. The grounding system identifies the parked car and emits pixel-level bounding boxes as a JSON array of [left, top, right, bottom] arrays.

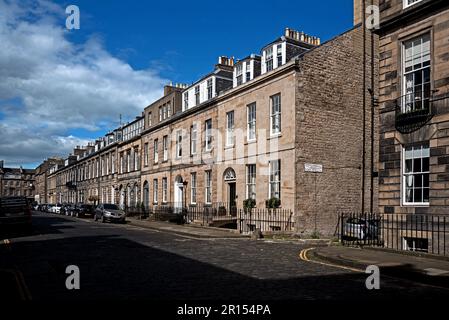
[[51, 204, 62, 214], [60, 204, 72, 216], [45, 204, 54, 213], [72, 204, 95, 218], [0, 196, 32, 232], [65, 204, 77, 216], [344, 217, 379, 240], [94, 203, 126, 223]]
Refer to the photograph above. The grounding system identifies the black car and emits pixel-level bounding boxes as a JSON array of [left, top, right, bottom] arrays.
[[72, 204, 95, 218], [60, 204, 72, 216], [0, 196, 32, 233]]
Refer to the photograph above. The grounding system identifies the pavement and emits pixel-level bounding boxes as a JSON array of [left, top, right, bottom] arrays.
[[126, 216, 248, 239], [309, 245, 449, 288]]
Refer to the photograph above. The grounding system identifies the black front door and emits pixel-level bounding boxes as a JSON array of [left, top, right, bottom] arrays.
[[228, 183, 237, 216]]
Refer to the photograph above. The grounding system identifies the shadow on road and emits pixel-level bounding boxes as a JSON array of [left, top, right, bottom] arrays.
[[3, 232, 449, 301], [0, 214, 75, 240]]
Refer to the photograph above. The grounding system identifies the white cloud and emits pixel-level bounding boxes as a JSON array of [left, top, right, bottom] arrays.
[[0, 0, 166, 167]]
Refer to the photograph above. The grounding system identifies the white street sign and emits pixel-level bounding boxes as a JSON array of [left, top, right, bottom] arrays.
[[304, 163, 323, 173]]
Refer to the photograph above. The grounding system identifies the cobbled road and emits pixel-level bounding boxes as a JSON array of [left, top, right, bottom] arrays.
[[2, 212, 449, 301]]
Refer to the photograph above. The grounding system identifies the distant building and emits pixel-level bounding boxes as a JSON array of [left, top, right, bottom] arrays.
[[34, 158, 64, 204], [0, 161, 36, 202]]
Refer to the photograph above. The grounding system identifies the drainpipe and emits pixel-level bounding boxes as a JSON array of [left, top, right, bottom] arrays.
[[370, 0, 375, 214], [362, 0, 367, 213]]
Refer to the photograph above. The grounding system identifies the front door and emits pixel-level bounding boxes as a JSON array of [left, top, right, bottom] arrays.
[[174, 183, 183, 213], [228, 183, 237, 216], [228, 183, 236, 206]]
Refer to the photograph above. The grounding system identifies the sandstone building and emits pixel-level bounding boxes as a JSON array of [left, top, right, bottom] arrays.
[[42, 19, 377, 235], [0, 161, 36, 201]]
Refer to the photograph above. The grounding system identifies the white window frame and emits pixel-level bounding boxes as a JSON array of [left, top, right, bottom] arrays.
[[269, 160, 281, 200], [190, 172, 197, 204], [276, 44, 283, 67], [153, 139, 158, 164], [162, 177, 167, 203], [176, 130, 182, 158], [205, 170, 212, 204], [270, 94, 282, 136], [401, 33, 431, 113], [207, 79, 213, 100], [402, 144, 430, 206], [403, 0, 424, 9], [184, 92, 189, 110], [247, 103, 256, 141], [226, 111, 235, 147], [266, 47, 273, 72], [163, 135, 168, 161], [246, 164, 256, 200], [205, 119, 212, 151], [144, 143, 149, 166], [190, 124, 197, 155], [195, 85, 200, 106], [153, 179, 158, 204], [134, 147, 139, 171]]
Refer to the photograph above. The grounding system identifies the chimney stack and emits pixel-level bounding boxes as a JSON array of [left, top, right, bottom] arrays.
[[284, 27, 320, 47]]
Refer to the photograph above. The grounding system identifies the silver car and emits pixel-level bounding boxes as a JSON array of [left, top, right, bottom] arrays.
[[344, 217, 379, 240], [94, 203, 126, 223]]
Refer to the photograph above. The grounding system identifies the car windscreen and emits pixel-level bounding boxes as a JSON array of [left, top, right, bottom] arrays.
[[103, 204, 119, 210]]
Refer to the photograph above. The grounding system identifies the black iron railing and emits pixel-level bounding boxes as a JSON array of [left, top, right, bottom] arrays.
[[395, 92, 433, 134], [125, 202, 238, 224], [339, 212, 449, 256], [238, 208, 294, 234]]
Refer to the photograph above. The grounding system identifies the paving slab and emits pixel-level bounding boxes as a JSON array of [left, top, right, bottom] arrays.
[[311, 245, 449, 287]]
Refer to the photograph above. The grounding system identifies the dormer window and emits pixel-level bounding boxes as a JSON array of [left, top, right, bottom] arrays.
[[195, 85, 200, 106], [403, 0, 423, 9], [246, 61, 251, 82], [184, 92, 189, 110], [236, 64, 243, 86], [276, 44, 283, 67], [207, 79, 213, 99], [266, 47, 273, 72]]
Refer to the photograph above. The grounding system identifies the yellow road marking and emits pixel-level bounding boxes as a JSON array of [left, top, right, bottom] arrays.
[[299, 247, 449, 291], [299, 247, 363, 273], [1, 268, 32, 301]]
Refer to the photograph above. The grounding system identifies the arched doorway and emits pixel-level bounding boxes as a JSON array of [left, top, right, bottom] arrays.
[[143, 181, 150, 209], [223, 168, 237, 212], [174, 175, 184, 213]]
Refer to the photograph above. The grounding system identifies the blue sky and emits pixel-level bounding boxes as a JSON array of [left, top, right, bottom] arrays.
[[64, 0, 353, 82], [0, 0, 353, 169]]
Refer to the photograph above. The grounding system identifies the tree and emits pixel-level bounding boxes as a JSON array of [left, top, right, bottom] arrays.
[[88, 195, 99, 206]]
